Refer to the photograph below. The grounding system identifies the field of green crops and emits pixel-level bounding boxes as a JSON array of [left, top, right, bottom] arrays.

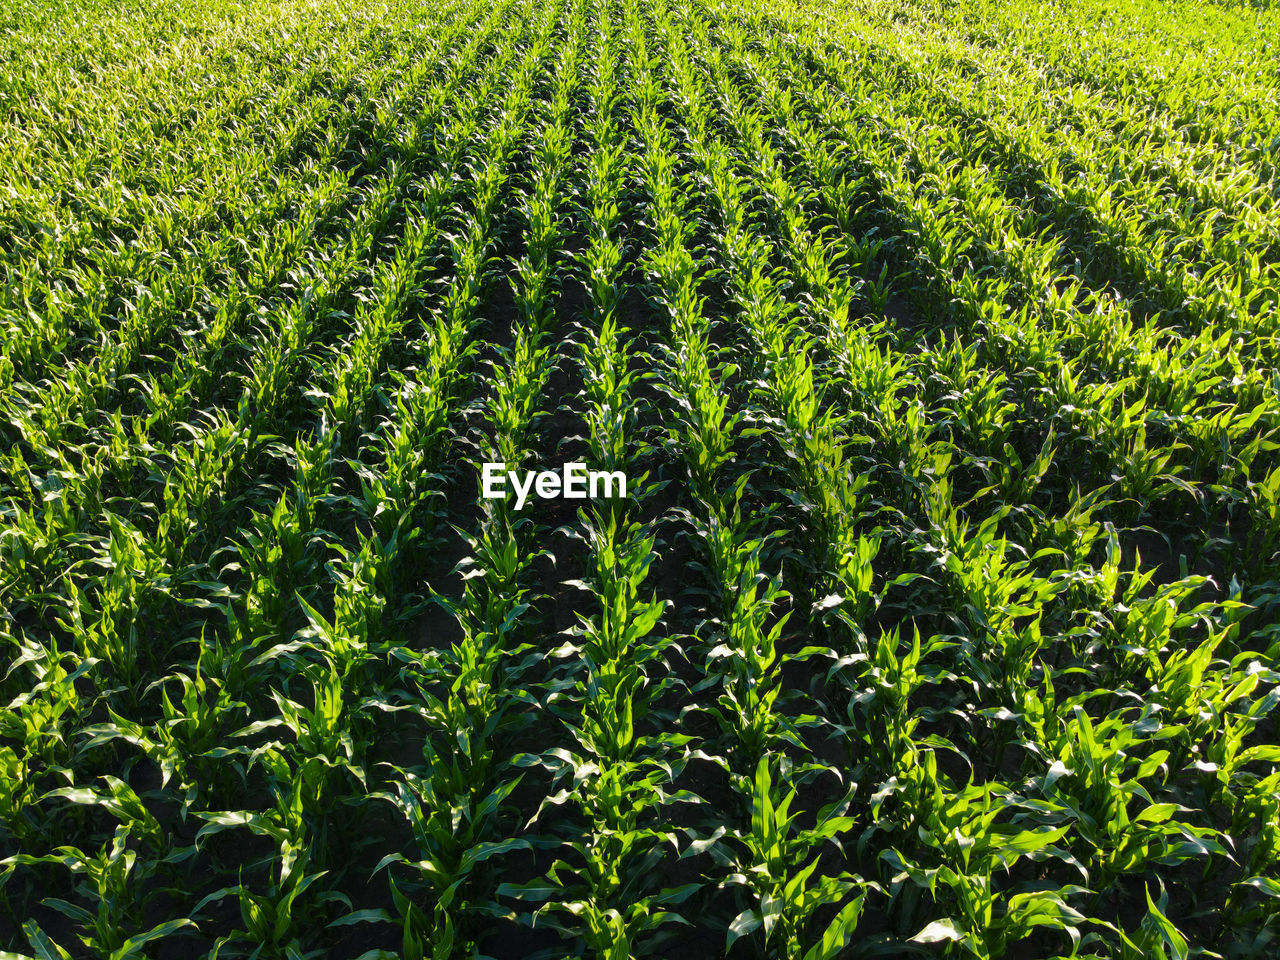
[[2, 0, 1280, 956]]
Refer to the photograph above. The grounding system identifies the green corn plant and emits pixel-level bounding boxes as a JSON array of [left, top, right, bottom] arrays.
[[374, 751, 530, 959], [725, 756, 868, 960], [77, 659, 246, 800], [2, 821, 194, 959], [835, 625, 940, 781], [52, 513, 169, 695], [880, 773, 1082, 959], [193, 756, 348, 956], [1034, 704, 1229, 892]]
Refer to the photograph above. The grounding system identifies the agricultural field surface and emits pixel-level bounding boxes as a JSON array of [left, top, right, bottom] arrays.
[[2, 0, 1280, 956]]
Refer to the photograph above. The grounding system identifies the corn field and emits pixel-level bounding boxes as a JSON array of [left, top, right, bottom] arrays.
[[2, 0, 1279, 955]]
